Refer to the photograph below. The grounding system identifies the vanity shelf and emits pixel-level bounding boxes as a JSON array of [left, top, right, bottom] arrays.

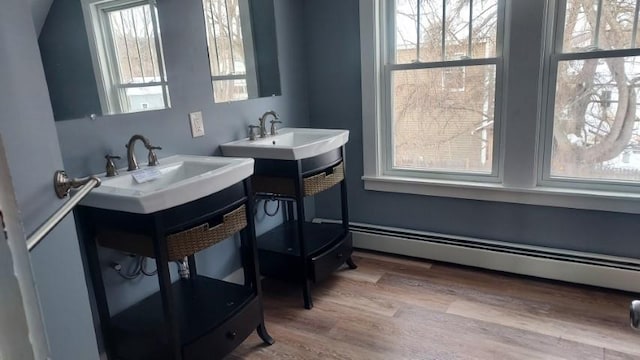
[[76, 180, 273, 360], [110, 276, 257, 360], [257, 221, 353, 283], [251, 146, 357, 309]]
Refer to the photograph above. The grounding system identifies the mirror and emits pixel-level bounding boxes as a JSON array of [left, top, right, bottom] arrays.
[[39, 0, 171, 121], [201, 0, 281, 103]]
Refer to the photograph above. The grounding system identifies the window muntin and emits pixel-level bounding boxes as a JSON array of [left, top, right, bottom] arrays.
[[561, 0, 638, 52], [545, 0, 640, 186], [385, 0, 502, 177], [85, 0, 169, 114]]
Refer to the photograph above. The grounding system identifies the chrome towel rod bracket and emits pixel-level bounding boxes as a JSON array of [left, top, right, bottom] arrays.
[[54, 170, 101, 199], [26, 172, 101, 252]]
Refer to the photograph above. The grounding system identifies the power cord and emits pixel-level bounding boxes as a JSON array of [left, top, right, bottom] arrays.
[[111, 256, 157, 279], [263, 199, 280, 217]]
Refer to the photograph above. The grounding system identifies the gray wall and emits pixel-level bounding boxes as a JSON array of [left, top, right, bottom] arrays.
[[39, 0, 101, 121], [55, 0, 309, 316], [1, 0, 100, 358], [305, 0, 640, 259]]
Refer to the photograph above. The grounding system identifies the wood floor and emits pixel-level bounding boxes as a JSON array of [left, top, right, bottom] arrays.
[[230, 250, 640, 360]]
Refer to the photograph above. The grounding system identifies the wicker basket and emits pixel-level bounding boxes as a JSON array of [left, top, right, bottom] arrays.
[[303, 161, 344, 197], [96, 204, 247, 261], [252, 161, 344, 198]]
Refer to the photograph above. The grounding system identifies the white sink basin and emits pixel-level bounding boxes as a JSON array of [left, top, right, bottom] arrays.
[[80, 155, 254, 214], [220, 128, 349, 160]]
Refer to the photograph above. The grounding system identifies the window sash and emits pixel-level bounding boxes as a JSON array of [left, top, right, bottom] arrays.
[[539, 0, 640, 192], [381, 0, 505, 181]]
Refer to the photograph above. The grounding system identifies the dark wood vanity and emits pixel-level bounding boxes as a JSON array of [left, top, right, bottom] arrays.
[[76, 180, 272, 360], [252, 146, 357, 309]]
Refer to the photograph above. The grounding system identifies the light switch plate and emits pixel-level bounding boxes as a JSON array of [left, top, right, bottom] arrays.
[[189, 111, 205, 138]]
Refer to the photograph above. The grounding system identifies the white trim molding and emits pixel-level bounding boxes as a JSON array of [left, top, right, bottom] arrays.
[[0, 136, 49, 359]]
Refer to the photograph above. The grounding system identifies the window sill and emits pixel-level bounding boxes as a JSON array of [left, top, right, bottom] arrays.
[[362, 175, 640, 214]]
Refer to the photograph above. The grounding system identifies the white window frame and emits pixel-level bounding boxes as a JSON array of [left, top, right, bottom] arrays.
[[82, 0, 169, 114], [378, 0, 505, 183], [539, 0, 640, 194], [360, 0, 640, 214]]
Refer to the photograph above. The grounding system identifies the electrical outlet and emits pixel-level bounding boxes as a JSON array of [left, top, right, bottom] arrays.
[[189, 111, 205, 138]]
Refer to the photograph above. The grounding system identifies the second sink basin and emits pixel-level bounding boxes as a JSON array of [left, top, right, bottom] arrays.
[[220, 128, 349, 160], [80, 155, 254, 214]]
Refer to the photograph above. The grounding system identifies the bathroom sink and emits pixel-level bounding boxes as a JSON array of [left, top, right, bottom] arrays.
[[220, 128, 349, 160], [80, 155, 254, 214]]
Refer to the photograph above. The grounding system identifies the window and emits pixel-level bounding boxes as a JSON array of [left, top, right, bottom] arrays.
[[383, 0, 503, 179], [543, 0, 640, 188], [361, 0, 640, 213], [202, 0, 258, 102], [82, 0, 170, 115]]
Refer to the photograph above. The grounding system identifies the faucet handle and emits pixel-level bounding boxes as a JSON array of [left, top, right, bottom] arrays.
[[105, 154, 121, 177], [269, 120, 282, 136], [248, 125, 260, 140], [147, 146, 161, 166]]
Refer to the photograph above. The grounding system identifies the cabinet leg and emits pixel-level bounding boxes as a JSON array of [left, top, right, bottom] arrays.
[[81, 232, 115, 359], [302, 280, 314, 309], [346, 256, 358, 270], [152, 222, 182, 360], [187, 255, 197, 280], [256, 323, 275, 345]]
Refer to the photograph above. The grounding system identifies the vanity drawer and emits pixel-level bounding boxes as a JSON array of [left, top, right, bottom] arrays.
[[310, 232, 352, 283], [183, 295, 260, 360]]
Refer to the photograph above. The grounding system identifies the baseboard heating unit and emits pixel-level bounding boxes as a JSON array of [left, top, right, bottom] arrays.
[[313, 218, 640, 293]]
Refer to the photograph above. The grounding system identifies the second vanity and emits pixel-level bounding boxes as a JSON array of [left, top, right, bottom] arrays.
[[75, 151, 273, 360], [221, 127, 358, 309]]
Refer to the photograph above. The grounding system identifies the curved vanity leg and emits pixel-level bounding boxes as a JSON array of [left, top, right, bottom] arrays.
[[339, 147, 356, 272], [346, 256, 358, 269], [257, 323, 275, 345]]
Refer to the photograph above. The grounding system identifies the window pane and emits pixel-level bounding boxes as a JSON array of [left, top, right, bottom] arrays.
[[394, 0, 442, 63], [562, 0, 637, 52], [123, 86, 167, 112], [394, 0, 498, 63], [444, 0, 471, 60], [213, 79, 248, 102], [108, 4, 163, 84], [391, 65, 496, 173], [550, 57, 640, 182], [471, 0, 498, 58], [203, 0, 247, 77]]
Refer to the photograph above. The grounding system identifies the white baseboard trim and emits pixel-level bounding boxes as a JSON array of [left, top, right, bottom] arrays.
[[314, 218, 640, 293]]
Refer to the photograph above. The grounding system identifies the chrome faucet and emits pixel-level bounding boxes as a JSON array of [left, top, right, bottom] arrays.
[[126, 134, 162, 171], [258, 110, 279, 138]]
